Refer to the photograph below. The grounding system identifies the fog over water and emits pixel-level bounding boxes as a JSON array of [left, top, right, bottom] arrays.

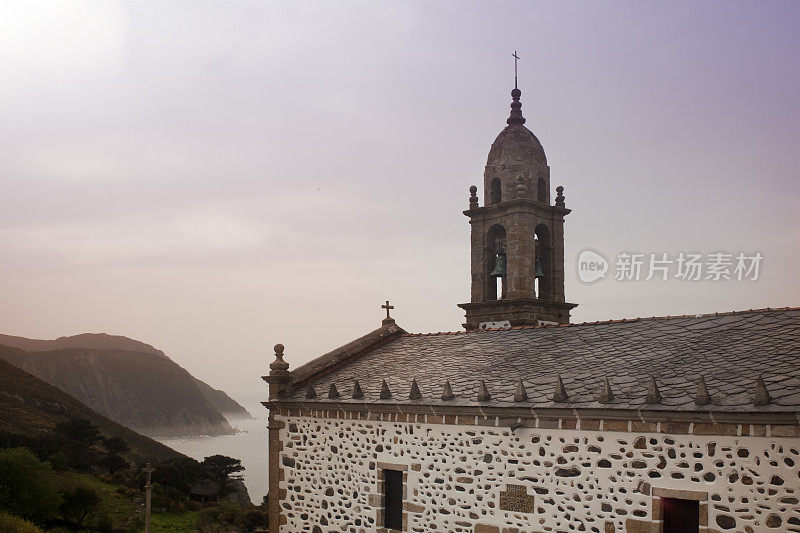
[[1, 2, 799, 413]]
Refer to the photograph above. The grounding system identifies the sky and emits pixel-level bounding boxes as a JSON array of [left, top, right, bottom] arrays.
[[1, 1, 799, 411]]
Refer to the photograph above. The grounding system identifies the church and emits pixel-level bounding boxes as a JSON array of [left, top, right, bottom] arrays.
[[263, 83, 800, 533]]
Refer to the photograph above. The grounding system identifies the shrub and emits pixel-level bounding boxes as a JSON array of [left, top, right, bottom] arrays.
[[0, 511, 44, 533], [58, 486, 100, 527], [0, 448, 61, 524], [243, 506, 269, 530], [198, 500, 244, 531]]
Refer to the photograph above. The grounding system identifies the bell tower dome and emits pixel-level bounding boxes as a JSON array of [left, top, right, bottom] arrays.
[[458, 86, 577, 330]]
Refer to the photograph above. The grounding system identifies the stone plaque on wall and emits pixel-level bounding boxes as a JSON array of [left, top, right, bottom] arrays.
[[499, 484, 535, 513]]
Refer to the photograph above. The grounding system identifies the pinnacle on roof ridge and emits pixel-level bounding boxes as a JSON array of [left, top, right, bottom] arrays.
[[514, 378, 528, 402], [645, 375, 662, 404], [754, 375, 771, 406], [380, 379, 392, 400], [352, 380, 364, 400], [441, 380, 454, 401], [305, 382, 317, 399], [477, 380, 491, 402], [598, 377, 614, 403], [328, 383, 340, 399], [409, 378, 422, 400], [695, 376, 711, 405], [552, 374, 568, 403]]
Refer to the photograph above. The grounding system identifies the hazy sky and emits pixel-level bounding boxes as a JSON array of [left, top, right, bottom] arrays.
[[1, 1, 799, 410]]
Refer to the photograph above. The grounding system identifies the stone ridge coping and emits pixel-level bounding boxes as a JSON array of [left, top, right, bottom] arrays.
[[289, 322, 406, 385], [262, 400, 800, 429], [402, 306, 800, 336]]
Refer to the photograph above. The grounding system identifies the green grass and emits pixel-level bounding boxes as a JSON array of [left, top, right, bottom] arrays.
[[148, 510, 199, 532]]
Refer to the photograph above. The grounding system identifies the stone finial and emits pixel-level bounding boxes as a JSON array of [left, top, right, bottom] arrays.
[[695, 376, 711, 405], [379, 379, 392, 400], [477, 380, 491, 401], [441, 380, 454, 401], [352, 380, 364, 399], [469, 185, 479, 209], [264, 344, 292, 399], [555, 186, 566, 208], [515, 176, 526, 199], [409, 378, 422, 400], [269, 343, 289, 374], [598, 377, 614, 403], [507, 87, 526, 125], [552, 374, 568, 403], [754, 375, 771, 406], [645, 375, 662, 404], [328, 383, 340, 399], [514, 378, 528, 402], [305, 382, 316, 399]]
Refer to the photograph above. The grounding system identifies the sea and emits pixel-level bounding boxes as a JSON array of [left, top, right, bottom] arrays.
[[156, 414, 268, 504]]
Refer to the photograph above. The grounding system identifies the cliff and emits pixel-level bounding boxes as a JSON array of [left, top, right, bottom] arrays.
[[0, 334, 246, 437], [0, 333, 251, 419], [192, 378, 252, 419], [0, 353, 180, 462]]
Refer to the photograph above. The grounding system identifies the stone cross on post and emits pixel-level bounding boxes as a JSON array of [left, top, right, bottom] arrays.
[[382, 300, 395, 325], [143, 462, 155, 533]]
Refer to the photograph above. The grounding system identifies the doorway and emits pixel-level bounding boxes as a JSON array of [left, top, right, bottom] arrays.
[[662, 497, 699, 533]]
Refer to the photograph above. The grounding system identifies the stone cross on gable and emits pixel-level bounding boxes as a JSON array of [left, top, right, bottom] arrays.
[[382, 300, 394, 319]]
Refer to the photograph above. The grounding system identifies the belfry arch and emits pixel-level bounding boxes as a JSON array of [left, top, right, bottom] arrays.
[[486, 224, 507, 301], [534, 223, 551, 300]]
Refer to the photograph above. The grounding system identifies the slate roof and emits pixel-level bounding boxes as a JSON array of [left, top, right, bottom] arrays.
[[279, 308, 800, 413]]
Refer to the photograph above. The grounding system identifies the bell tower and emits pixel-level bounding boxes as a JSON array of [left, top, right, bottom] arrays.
[[458, 84, 577, 330]]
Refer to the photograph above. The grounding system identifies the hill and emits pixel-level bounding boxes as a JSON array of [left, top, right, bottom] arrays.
[[0, 353, 179, 462], [0, 333, 251, 420], [0, 341, 235, 437]]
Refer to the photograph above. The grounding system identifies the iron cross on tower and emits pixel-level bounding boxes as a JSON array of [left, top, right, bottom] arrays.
[[513, 50, 520, 89], [382, 300, 394, 319]]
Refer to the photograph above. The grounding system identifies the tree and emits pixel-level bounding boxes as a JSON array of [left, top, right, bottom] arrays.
[[101, 453, 129, 475], [55, 419, 101, 446], [58, 486, 100, 528], [100, 436, 129, 456], [201, 455, 244, 494], [151, 456, 205, 494], [0, 448, 61, 525]]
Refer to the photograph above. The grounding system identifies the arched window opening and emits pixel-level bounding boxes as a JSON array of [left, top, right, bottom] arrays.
[[533, 233, 540, 298], [537, 177, 547, 203], [487, 225, 507, 300], [534, 224, 551, 300], [490, 178, 502, 205]]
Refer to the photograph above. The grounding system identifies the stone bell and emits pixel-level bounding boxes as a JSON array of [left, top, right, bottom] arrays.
[[489, 253, 507, 277], [535, 257, 545, 279]]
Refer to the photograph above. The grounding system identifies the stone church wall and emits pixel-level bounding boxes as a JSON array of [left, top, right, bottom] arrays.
[[275, 411, 799, 533]]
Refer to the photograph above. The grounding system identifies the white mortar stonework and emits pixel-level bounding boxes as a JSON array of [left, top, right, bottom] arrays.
[[277, 414, 800, 533]]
